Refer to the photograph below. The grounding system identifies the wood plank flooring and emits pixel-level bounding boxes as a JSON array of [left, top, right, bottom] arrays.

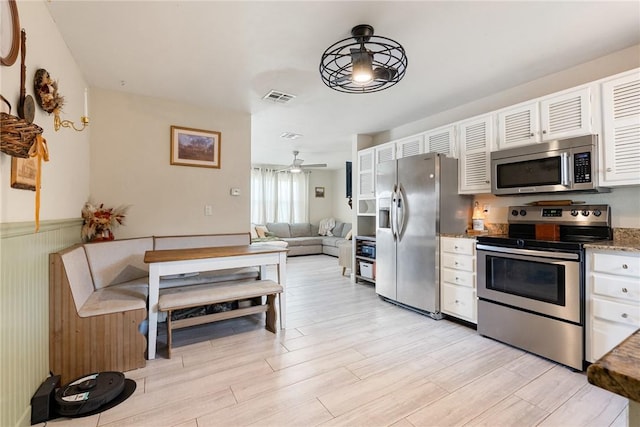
[[45, 255, 628, 427]]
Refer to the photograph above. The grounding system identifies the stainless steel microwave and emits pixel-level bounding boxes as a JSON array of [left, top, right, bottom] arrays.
[[491, 135, 608, 196]]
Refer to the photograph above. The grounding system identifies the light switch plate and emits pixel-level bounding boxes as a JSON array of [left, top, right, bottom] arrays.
[[230, 188, 240, 196]]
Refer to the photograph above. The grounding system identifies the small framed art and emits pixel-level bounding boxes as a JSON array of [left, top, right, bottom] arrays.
[[315, 187, 325, 198], [10, 156, 37, 191], [170, 125, 221, 168]]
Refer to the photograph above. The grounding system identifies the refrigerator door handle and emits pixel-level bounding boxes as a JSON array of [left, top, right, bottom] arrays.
[[390, 186, 398, 240], [397, 185, 406, 239]]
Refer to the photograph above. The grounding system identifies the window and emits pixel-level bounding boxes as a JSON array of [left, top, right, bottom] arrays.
[[251, 168, 309, 224]]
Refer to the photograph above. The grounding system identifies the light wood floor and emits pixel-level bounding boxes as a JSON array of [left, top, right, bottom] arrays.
[[47, 255, 628, 427]]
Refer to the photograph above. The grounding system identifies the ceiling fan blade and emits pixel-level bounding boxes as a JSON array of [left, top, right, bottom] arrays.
[[373, 66, 398, 82], [302, 163, 327, 168]]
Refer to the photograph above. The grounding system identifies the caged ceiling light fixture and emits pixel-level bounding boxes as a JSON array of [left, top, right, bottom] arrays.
[[319, 24, 408, 94]]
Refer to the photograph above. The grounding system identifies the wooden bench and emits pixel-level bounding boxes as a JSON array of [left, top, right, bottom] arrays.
[[158, 279, 283, 358]]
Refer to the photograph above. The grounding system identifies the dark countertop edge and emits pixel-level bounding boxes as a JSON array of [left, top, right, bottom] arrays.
[[587, 329, 640, 403]]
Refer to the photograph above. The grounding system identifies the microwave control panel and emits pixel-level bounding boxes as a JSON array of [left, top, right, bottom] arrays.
[[573, 152, 592, 183]]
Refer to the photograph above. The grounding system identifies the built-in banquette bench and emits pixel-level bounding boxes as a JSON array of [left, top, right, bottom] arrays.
[[49, 233, 281, 383]]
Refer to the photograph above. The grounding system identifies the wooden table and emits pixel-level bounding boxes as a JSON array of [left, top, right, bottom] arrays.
[[587, 329, 640, 426], [144, 245, 288, 359]]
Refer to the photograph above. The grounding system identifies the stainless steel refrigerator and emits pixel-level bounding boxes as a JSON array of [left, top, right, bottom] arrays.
[[376, 153, 471, 318]]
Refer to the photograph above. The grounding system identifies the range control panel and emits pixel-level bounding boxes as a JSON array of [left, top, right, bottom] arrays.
[[508, 204, 610, 227]]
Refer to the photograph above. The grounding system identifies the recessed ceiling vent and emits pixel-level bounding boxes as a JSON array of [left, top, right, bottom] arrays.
[[280, 132, 302, 140], [263, 90, 296, 104]]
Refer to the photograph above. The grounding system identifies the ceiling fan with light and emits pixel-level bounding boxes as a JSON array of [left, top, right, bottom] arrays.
[[277, 151, 327, 173]]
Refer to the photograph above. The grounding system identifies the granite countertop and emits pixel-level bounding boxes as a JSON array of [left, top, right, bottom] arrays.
[[587, 329, 640, 403], [584, 229, 640, 252]]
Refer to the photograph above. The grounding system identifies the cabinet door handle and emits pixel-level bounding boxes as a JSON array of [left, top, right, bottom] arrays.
[[622, 288, 628, 293], [485, 180, 490, 184], [606, 167, 612, 172], [530, 132, 534, 137], [454, 245, 459, 250], [455, 277, 460, 282], [621, 313, 628, 319], [542, 130, 547, 134], [622, 264, 628, 269]]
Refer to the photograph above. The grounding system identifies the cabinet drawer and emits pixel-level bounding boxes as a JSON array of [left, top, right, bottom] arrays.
[[592, 252, 640, 277], [442, 283, 476, 322], [592, 273, 640, 303], [441, 238, 475, 255], [592, 297, 640, 327], [590, 318, 639, 361], [442, 268, 475, 288], [442, 253, 475, 272]]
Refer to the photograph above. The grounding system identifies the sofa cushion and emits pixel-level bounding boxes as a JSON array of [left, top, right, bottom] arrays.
[[285, 237, 323, 246], [60, 244, 95, 312], [333, 222, 344, 237], [290, 223, 311, 237], [84, 238, 154, 289], [266, 223, 291, 238], [78, 281, 148, 317], [341, 223, 352, 238], [322, 236, 344, 248]]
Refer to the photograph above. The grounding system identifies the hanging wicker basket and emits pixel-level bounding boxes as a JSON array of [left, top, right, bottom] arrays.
[[0, 94, 43, 158]]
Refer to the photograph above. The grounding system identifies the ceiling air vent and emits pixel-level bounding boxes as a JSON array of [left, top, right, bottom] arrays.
[[280, 132, 302, 140], [263, 90, 296, 104]]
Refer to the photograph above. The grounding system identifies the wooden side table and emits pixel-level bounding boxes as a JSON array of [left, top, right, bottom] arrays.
[[338, 240, 353, 276]]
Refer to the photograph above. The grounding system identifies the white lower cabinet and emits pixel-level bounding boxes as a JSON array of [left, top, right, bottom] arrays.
[[586, 248, 640, 362], [440, 236, 477, 323]]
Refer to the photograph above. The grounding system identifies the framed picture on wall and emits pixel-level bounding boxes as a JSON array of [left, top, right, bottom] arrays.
[[315, 187, 325, 198], [10, 156, 37, 191], [170, 125, 221, 168]]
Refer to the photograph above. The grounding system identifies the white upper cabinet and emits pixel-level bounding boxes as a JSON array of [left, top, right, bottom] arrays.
[[396, 134, 424, 159], [458, 114, 494, 194], [375, 141, 396, 164], [357, 148, 375, 200], [424, 125, 457, 157], [540, 86, 592, 140], [600, 69, 640, 186], [497, 86, 593, 149], [497, 101, 539, 149]]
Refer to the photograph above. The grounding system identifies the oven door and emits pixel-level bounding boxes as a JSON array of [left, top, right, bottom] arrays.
[[477, 244, 582, 324]]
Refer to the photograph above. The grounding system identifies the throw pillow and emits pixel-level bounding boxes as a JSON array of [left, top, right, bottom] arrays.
[[250, 224, 259, 239], [345, 229, 353, 240], [255, 225, 268, 238]]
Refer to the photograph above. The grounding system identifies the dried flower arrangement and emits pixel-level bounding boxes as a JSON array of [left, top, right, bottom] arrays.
[[81, 201, 129, 242], [34, 68, 64, 113]]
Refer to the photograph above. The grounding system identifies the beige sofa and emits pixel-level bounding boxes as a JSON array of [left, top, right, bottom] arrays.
[[257, 222, 352, 257]]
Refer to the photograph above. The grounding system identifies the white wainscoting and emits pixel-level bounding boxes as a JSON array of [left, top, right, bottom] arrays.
[[0, 219, 81, 427]]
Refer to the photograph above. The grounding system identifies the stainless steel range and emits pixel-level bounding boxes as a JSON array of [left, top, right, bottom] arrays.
[[476, 204, 612, 370]]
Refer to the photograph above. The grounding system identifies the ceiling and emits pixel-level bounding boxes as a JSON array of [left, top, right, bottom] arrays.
[[46, 1, 640, 170]]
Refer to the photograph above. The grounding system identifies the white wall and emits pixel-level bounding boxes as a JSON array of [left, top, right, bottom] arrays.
[[307, 170, 334, 224], [0, 2, 90, 223], [89, 88, 251, 238]]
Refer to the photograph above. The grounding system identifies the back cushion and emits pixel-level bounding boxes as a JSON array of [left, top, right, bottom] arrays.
[[341, 223, 352, 237], [154, 233, 250, 250], [84, 238, 153, 289], [311, 224, 320, 236], [333, 222, 344, 237], [266, 223, 291, 238], [290, 223, 311, 238], [59, 245, 95, 312]]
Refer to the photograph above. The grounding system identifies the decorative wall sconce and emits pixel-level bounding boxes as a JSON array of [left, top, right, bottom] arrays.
[[54, 109, 89, 132], [54, 88, 89, 132]]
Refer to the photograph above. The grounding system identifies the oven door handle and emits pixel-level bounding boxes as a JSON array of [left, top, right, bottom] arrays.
[[476, 244, 580, 260]]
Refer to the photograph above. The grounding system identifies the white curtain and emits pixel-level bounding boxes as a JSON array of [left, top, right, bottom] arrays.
[[251, 168, 309, 224]]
